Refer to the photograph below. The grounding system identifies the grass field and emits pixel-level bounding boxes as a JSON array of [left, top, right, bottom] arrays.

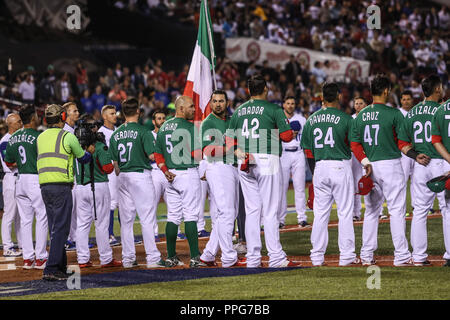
[[1, 185, 448, 300]]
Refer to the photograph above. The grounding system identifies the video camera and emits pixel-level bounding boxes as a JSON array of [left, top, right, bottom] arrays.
[[74, 119, 106, 149]]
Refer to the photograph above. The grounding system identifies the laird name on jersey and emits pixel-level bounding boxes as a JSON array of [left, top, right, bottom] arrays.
[[362, 111, 379, 121], [407, 105, 439, 118], [8, 133, 36, 145], [113, 130, 138, 141], [237, 106, 264, 117], [160, 122, 178, 132], [308, 113, 341, 125]]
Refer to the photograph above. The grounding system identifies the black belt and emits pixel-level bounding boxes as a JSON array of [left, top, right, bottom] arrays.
[[284, 148, 299, 152]]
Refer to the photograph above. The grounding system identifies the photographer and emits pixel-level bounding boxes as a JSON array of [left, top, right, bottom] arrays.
[[74, 114, 121, 268]]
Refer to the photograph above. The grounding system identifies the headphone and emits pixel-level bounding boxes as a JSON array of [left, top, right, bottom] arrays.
[[61, 110, 67, 122]]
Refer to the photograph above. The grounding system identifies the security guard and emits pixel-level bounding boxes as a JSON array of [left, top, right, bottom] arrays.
[[38, 104, 94, 281]]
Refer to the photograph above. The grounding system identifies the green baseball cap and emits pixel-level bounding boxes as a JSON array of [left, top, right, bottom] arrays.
[[426, 175, 449, 193]]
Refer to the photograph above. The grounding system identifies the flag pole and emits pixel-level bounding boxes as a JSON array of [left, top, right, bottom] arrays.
[[203, 0, 217, 90]]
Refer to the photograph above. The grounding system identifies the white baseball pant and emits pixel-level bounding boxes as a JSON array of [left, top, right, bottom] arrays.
[[197, 160, 209, 232], [410, 159, 446, 262], [279, 150, 307, 224], [15, 174, 48, 261], [239, 154, 288, 268], [68, 188, 77, 243], [118, 170, 161, 265], [152, 168, 168, 236], [1, 173, 21, 250], [166, 168, 201, 225], [351, 154, 363, 218], [107, 171, 119, 211], [75, 182, 113, 265], [400, 154, 415, 185], [201, 162, 239, 267], [360, 158, 411, 265], [442, 161, 450, 261], [310, 160, 356, 266]]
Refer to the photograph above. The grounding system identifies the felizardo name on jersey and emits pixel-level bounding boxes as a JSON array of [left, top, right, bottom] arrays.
[[113, 130, 138, 141], [407, 105, 439, 118], [308, 113, 341, 125], [8, 133, 36, 145]]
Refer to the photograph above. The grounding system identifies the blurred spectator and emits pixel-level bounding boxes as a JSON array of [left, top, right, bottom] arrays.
[[75, 61, 88, 94], [55, 72, 72, 103], [108, 83, 127, 108], [91, 85, 107, 112], [311, 61, 327, 85], [80, 89, 95, 114], [18, 74, 35, 104]]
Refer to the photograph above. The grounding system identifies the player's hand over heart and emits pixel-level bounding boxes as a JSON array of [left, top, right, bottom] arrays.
[[416, 153, 431, 166], [363, 164, 372, 177], [164, 171, 176, 182], [235, 148, 246, 160]]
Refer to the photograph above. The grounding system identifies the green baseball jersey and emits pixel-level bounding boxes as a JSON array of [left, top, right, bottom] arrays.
[[350, 103, 404, 161], [431, 99, 450, 152], [397, 100, 442, 158], [4, 128, 40, 174], [109, 122, 154, 173], [300, 107, 352, 161], [75, 141, 111, 184], [201, 113, 236, 164], [226, 99, 291, 155], [155, 117, 200, 170]]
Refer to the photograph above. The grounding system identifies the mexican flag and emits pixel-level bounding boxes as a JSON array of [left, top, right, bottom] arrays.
[[183, 0, 216, 123]]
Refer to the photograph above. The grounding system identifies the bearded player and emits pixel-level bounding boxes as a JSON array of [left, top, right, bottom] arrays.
[[351, 74, 430, 266]]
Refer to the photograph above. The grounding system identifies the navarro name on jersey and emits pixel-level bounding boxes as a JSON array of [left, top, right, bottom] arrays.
[[308, 113, 341, 126]]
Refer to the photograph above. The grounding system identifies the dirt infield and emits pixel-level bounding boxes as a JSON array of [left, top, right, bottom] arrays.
[[0, 213, 445, 284]]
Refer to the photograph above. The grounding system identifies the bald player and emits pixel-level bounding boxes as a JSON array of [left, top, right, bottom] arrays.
[[351, 74, 430, 266], [279, 96, 308, 228], [154, 95, 206, 268], [351, 97, 367, 221], [431, 92, 450, 267], [62, 102, 80, 251], [98, 105, 120, 246], [0, 114, 22, 257]]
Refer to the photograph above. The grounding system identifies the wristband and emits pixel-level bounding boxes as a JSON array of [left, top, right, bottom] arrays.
[[160, 165, 168, 174], [406, 149, 419, 160], [361, 157, 371, 166]]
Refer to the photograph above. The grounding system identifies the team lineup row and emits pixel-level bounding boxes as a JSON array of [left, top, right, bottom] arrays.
[[1, 73, 449, 273]]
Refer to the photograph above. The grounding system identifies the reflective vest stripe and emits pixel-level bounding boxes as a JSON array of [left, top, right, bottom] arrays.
[[55, 130, 66, 154], [37, 153, 69, 161], [38, 167, 68, 174]]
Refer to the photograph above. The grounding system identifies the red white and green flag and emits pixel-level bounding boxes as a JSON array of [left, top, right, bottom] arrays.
[[183, 0, 216, 123]]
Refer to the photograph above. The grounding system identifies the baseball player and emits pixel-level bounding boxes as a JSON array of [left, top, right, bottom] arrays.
[[0, 113, 22, 257], [301, 82, 358, 266], [398, 75, 446, 266], [398, 90, 416, 217], [62, 102, 80, 251], [74, 114, 122, 268], [109, 98, 164, 268], [4, 105, 47, 269], [154, 95, 206, 268], [98, 105, 120, 246], [199, 90, 244, 267], [350, 74, 429, 266], [351, 97, 367, 221], [431, 94, 450, 267], [279, 96, 308, 228], [225, 74, 299, 268]]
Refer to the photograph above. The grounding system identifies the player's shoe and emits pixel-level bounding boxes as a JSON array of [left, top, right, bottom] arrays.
[[155, 235, 161, 243], [379, 214, 389, 220], [147, 259, 166, 268], [298, 221, 310, 228], [65, 240, 76, 251], [229, 257, 247, 267], [353, 216, 361, 222], [165, 255, 185, 267], [443, 259, 450, 267], [199, 258, 217, 267], [134, 239, 143, 245], [198, 230, 210, 238], [3, 247, 22, 257], [361, 259, 376, 266], [276, 260, 302, 268], [233, 242, 247, 255], [42, 271, 69, 281], [34, 259, 47, 269], [79, 261, 93, 268], [279, 223, 285, 229], [109, 235, 120, 247], [413, 260, 432, 267], [101, 259, 122, 268], [123, 260, 139, 268], [189, 255, 208, 268], [339, 258, 361, 266], [177, 233, 186, 240], [23, 259, 35, 270], [394, 258, 414, 267]]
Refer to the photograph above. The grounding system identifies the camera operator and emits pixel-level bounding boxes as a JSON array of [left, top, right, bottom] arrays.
[[74, 114, 122, 268]]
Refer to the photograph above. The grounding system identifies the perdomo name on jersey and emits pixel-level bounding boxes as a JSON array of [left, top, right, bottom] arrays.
[[308, 113, 341, 125], [237, 106, 264, 117], [8, 133, 36, 145], [113, 130, 138, 141], [407, 105, 439, 118]]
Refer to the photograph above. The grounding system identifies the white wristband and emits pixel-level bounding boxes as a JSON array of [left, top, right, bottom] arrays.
[[361, 157, 371, 166]]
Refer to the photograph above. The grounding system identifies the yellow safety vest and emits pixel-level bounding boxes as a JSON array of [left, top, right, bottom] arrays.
[[37, 128, 73, 184]]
